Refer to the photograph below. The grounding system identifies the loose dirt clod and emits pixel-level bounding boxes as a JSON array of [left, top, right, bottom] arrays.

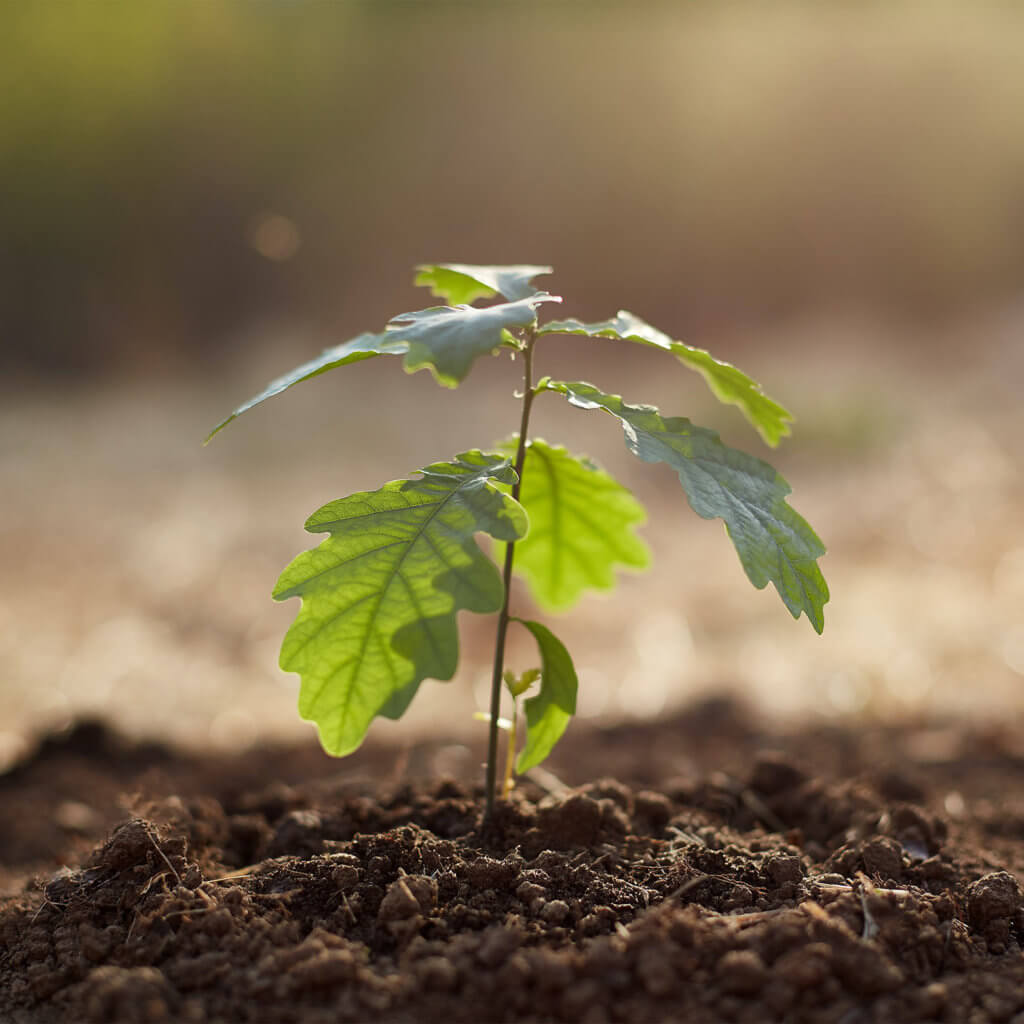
[[968, 871, 1022, 931], [7, 703, 1024, 1023], [861, 835, 906, 881]]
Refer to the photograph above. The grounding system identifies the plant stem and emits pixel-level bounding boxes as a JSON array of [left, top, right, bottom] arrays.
[[484, 330, 538, 820], [502, 702, 518, 800]]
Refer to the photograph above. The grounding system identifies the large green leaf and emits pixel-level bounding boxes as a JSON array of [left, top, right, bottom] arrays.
[[544, 381, 828, 632], [415, 263, 553, 304], [513, 619, 578, 774], [539, 311, 793, 446], [496, 439, 650, 611], [385, 294, 560, 388], [204, 332, 404, 443], [274, 451, 528, 755]]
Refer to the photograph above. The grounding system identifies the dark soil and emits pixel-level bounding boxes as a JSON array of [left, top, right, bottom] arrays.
[[5, 698, 1024, 1023]]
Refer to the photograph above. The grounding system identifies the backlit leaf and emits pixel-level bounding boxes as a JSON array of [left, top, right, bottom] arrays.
[[273, 451, 528, 755], [544, 381, 828, 632], [539, 311, 792, 446], [207, 290, 563, 441], [385, 294, 561, 388], [513, 619, 578, 773], [496, 439, 650, 611], [415, 263, 553, 304]]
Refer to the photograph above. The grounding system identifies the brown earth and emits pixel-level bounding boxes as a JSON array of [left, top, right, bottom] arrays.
[[4, 699, 1024, 1023]]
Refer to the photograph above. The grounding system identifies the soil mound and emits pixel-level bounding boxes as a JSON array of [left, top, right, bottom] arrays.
[[4, 701, 1024, 1023]]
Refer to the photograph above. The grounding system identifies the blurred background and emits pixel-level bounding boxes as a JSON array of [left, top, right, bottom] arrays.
[[2, 1, 1023, 767]]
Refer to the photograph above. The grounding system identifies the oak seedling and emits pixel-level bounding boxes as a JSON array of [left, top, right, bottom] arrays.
[[207, 263, 829, 816]]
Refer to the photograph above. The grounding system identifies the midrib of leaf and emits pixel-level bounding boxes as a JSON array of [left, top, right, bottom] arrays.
[[302, 589, 380, 707], [339, 489, 462, 718], [746, 501, 819, 612], [683, 448, 797, 542]]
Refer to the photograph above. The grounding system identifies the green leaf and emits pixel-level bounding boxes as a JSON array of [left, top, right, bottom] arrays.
[[539, 311, 793, 447], [274, 451, 528, 755], [513, 619, 578, 774], [204, 332, 403, 443], [504, 667, 540, 698], [415, 263, 553, 304], [206, 290, 563, 441], [544, 381, 829, 632], [496, 439, 651, 611], [385, 294, 561, 388]]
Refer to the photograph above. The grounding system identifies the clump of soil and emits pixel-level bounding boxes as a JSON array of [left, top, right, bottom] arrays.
[[5, 699, 1024, 1023]]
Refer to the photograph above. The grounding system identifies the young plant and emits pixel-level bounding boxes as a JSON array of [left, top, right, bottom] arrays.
[[206, 263, 829, 815]]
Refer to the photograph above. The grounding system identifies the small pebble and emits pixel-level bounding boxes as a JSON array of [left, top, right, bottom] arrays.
[[540, 900, 570, 925]]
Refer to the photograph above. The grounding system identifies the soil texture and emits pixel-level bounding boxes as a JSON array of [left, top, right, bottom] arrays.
[[4, 699, 1024, 1023]]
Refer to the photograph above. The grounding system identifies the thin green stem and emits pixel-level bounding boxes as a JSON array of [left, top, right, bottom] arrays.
[[484, 329, 538, 820]]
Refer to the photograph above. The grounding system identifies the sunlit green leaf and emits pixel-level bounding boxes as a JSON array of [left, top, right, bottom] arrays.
[[539, 311, 793, 446], [386, 294, 560, 387], [274, 451, 528, 755], [415, 263, 553, 304], [513, 619, 578, 773], [496, 439, 650, 611], [206, 285, 562, 441], [204, 332, 403, 443], [544, 381, 828, 632]]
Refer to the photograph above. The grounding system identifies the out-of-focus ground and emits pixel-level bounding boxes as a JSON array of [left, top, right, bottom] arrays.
[[2, 306, 1021, 767], [2, 2, 1024, 765]]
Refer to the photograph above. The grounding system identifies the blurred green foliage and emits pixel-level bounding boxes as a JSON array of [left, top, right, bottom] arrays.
[[3, 2, 1024, 376]]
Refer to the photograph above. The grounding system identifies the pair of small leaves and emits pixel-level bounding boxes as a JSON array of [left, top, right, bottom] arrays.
[[496, 620, 579, 775]]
